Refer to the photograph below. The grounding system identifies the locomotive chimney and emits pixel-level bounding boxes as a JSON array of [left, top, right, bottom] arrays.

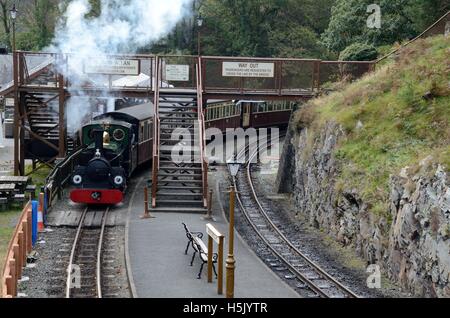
[[93, 129, 104, 155]]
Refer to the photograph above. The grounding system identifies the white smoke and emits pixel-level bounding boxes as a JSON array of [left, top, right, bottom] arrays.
[[47, 0, 193, 134]]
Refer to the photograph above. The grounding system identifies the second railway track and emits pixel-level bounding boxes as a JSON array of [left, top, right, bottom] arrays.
[[233, 140, 359, 298]]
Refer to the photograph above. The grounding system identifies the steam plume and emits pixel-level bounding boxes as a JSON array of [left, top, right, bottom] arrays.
[[47, 0, 192, 133]]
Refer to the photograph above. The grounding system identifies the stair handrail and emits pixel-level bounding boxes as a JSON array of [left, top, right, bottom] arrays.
[[151, 56, 161, 208], [196, 58, 208, 207]]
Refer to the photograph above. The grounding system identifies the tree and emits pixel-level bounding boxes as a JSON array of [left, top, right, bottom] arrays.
[[0, 0, 14, 50], [322, 0, 416, 52], [321, 0, 450, 53]]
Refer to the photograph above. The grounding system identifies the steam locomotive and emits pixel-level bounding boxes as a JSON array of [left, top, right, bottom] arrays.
[[70, 102, 153, 204]]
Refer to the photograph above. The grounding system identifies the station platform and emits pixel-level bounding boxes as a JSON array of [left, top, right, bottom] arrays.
[[126, 172, 298, 298]]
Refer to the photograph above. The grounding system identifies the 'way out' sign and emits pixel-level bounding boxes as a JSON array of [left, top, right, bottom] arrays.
[[222, 62, 275, 78], [84, 58, 140, 76]]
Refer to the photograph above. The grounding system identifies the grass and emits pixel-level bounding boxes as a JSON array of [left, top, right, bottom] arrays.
[[294, 35, 450, 222], [0, 164, 52, 295]]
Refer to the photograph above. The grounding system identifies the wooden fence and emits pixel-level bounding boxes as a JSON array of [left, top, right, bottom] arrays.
[[1, 201, 32, 298]]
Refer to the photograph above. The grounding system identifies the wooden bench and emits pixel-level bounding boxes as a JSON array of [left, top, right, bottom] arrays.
[[192, 236, 218, 279]]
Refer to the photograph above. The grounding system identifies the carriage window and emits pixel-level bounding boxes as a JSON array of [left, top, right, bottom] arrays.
[[140, 125, 144, 142], [268, 103, 273, 112]]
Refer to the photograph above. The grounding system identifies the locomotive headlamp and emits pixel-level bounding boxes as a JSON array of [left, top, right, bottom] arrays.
[[73, 175, 83, 185], [114, 175, 124, 185]]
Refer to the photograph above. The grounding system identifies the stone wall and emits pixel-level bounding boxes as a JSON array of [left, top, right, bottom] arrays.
[[279, 121, 450, 297]]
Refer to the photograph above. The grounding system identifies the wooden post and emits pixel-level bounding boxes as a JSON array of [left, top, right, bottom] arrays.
[[218, 236, 224, 295], [5, 275, 13, 297], [19, 231, 26, 266], [206, 224, 224, 295], [207, 235, 213, 283], [13, 244, 21, 279], [22, 220, 28, 258], [202, 189, 215, 221], [141, 185, 155, 219], [9, 259, 16, 296]]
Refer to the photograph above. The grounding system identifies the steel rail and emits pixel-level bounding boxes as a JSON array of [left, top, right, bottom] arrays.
[[65, 207, 88, 298], [96, 207, 110, 298], [65, 207, 110, 298], [233, 138, 359, 298]]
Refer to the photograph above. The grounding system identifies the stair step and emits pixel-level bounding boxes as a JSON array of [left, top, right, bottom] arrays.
[[150, 207, 207, 214], [160, 124, 196, 128], [155, 186, 203, 190], [156, 199, 203, 204], [159, 167, 202, 171], [157, 172, 201, 177], [156, 179, 203, 184], [159, 111, 198, 115], [157, 192, 203, 197], [158, 105, 198, 109], [159, 118, 196, 122]]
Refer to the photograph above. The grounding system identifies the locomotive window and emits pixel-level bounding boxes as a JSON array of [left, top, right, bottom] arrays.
[[88, 128, 95, 139], [113, 129, 125, 142]]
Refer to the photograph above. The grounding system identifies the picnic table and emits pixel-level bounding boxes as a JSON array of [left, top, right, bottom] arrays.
[[0, 176, 30, 192], [0, 177, 35, 210]]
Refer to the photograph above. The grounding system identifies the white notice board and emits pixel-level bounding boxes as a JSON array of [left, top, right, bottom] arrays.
[[165, 65, 190, 81], [222, 62, 275, 78], [84, 58, 140, 76]]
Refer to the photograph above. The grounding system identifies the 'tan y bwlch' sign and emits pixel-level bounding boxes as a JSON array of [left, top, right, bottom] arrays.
[[84, 58, 140, 76], [222, 62, 275, 78]]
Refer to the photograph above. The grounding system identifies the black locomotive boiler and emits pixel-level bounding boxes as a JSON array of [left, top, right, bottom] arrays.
[[70, 103, 153, 204]]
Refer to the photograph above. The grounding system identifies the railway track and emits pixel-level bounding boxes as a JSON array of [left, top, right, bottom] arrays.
[[65, 206, 120, 298], [233, 140, 359, 298]]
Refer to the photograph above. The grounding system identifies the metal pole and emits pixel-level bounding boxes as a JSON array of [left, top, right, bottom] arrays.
[[226, 186, 236, 298], [12, 21, 16, 52], [13, 50, 19, 175], [141, 184, 155, 219], [202, 189, 215, 221], [198, 29, 201, 56]]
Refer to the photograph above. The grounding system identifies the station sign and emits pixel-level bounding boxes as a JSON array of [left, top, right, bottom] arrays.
[[165, 64, 190, 81], [84, 58, 140, 76], [5, 98, 14, 106], [222, 62, 275, 78]]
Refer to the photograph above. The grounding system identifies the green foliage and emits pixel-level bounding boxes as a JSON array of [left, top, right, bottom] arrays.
[[339, 42, 378, 61], [321, 0, 449, 53], [296, 35, 450, 217]]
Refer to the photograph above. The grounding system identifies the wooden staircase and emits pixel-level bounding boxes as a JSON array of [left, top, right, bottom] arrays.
[[150, 58, 208, 213]]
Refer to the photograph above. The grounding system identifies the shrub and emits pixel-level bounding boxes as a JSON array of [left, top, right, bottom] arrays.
[[339, 43, 378, 61]]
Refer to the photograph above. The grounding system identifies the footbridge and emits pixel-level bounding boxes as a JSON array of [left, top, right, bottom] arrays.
[[1, 52, 374, 212]]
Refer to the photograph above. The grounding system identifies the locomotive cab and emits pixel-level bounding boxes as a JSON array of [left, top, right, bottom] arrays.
[[70, 121, 133, 204]]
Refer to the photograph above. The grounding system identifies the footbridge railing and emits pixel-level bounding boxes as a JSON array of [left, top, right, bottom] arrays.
[[43, 147, 84, 210]]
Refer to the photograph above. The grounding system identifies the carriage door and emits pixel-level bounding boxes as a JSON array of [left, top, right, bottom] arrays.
[[243, 103, 251, 128]]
